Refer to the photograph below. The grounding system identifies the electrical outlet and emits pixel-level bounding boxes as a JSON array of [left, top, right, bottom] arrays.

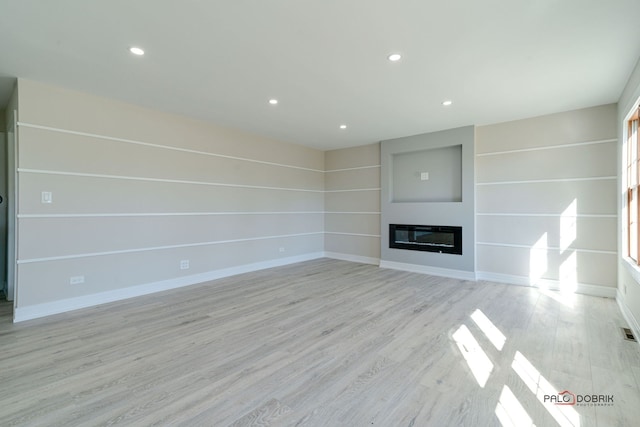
[[180, 260, 190, 270], [70, 276, 85, 285], [420, 172, 429, 181], [41, 191, 53, 204], [279, 247, 285, 253]]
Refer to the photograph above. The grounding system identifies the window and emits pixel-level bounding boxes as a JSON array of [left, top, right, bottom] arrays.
[[627, 106, 640, 262]]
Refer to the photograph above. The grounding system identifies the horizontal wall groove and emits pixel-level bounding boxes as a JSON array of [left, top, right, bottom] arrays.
[[325, 165, 381, 172], [324, 188, 381, 193], [18, 168, 324, 193], [477, 241, 616, 255], [17, 121, 324, 173], [476, 138, 616, 157], [19, 211, 384, 218], [325, 232, 381, 238], [324, 211, 381, 215], [476, 213, 617, 218], [17, 232, 325, 264], [476, 176, 616, 186], [18, 211, 325, 219]]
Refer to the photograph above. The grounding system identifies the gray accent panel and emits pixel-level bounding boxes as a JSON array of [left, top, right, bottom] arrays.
[[391, 145, 462, 203], [381, 126, 475, 272]]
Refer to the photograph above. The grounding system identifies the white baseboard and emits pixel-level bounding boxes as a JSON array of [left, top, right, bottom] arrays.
[[476, 271, 617, 298], [616, 289, 640, 345], [323, 252, 379, 265], [13, 252, 324, 323], [379, 260, 477, 281]]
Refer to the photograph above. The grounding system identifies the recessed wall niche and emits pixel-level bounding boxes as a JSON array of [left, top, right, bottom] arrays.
[[391, 144, 462, 203]]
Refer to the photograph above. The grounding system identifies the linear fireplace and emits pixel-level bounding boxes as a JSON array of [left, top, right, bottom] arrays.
[[389, 224, 462, 255]]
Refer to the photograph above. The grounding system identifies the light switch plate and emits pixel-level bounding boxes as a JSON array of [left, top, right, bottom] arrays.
[[41, 191, 53, 204], [420, 172, 429, 181], [70, 276, 84, 285]]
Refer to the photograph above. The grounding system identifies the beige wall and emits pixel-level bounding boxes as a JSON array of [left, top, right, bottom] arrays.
[[14, 79, 324, 318], [476, 104, 618, 294], [324, 143, 380, 263], [9, 77, 630, 322]]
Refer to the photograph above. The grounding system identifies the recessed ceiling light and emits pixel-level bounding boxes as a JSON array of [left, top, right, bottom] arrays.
[[269, 99, 278, 105], [339, 124, 347, 129], [442, 100, 453, 106], [388, 53, 402, 62], [129, 46, 145, 56]]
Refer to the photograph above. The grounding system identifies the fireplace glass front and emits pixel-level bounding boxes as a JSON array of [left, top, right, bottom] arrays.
[[389, 224, 462, 255]]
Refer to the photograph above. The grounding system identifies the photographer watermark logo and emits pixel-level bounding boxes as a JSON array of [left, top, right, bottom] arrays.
[[543, 390, 614, 407]]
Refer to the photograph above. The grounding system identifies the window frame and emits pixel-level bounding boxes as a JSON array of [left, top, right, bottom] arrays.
[[626, 106, 640, 264]]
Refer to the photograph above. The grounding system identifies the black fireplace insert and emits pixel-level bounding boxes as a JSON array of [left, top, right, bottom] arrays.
[[389, 224, 462, 255]]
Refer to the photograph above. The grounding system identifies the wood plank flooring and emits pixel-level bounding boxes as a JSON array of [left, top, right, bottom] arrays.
[[1, 258, 639, 426]]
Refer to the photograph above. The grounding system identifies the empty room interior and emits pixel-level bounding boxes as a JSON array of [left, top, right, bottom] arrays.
[[2, 1, 640, 426]]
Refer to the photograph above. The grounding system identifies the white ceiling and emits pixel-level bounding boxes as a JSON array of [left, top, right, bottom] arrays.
[[1, 0, 639, 150]]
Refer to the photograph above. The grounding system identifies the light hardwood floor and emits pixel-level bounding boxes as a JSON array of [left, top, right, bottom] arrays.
[[1, 258, 639, 426]]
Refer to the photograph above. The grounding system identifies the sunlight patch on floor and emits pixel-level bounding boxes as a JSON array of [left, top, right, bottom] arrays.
[[453, 324, 494, 388]]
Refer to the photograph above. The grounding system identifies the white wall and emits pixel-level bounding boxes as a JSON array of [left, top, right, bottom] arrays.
[[617, 57, 640, 337], [5, 86, 18, 302], [476, 104, 618, 296], [14, 79, 325, 321]]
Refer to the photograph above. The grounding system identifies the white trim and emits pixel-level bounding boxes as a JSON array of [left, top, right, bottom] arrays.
[[476, 138, 616, 157], [17, 232, 324, 264], [476, 241, 617, 255], [324, 211, 381, 215], [13, 252, 324, 323], [325, 232, 381, 238], [476, 176, 616, 186], [19, 211, 325, 219], [18, 168, 324, 193], [324, 188, 381, 193], [325, 165, 381, 172], [476, 271, 616, 298], [323, 252, 380, 265], [17, 122, 324, 173], [616, 290, 640, 347], [622, 256, 640, 284], [477, 212, 617, 218], [379, 260, 477, 281]]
